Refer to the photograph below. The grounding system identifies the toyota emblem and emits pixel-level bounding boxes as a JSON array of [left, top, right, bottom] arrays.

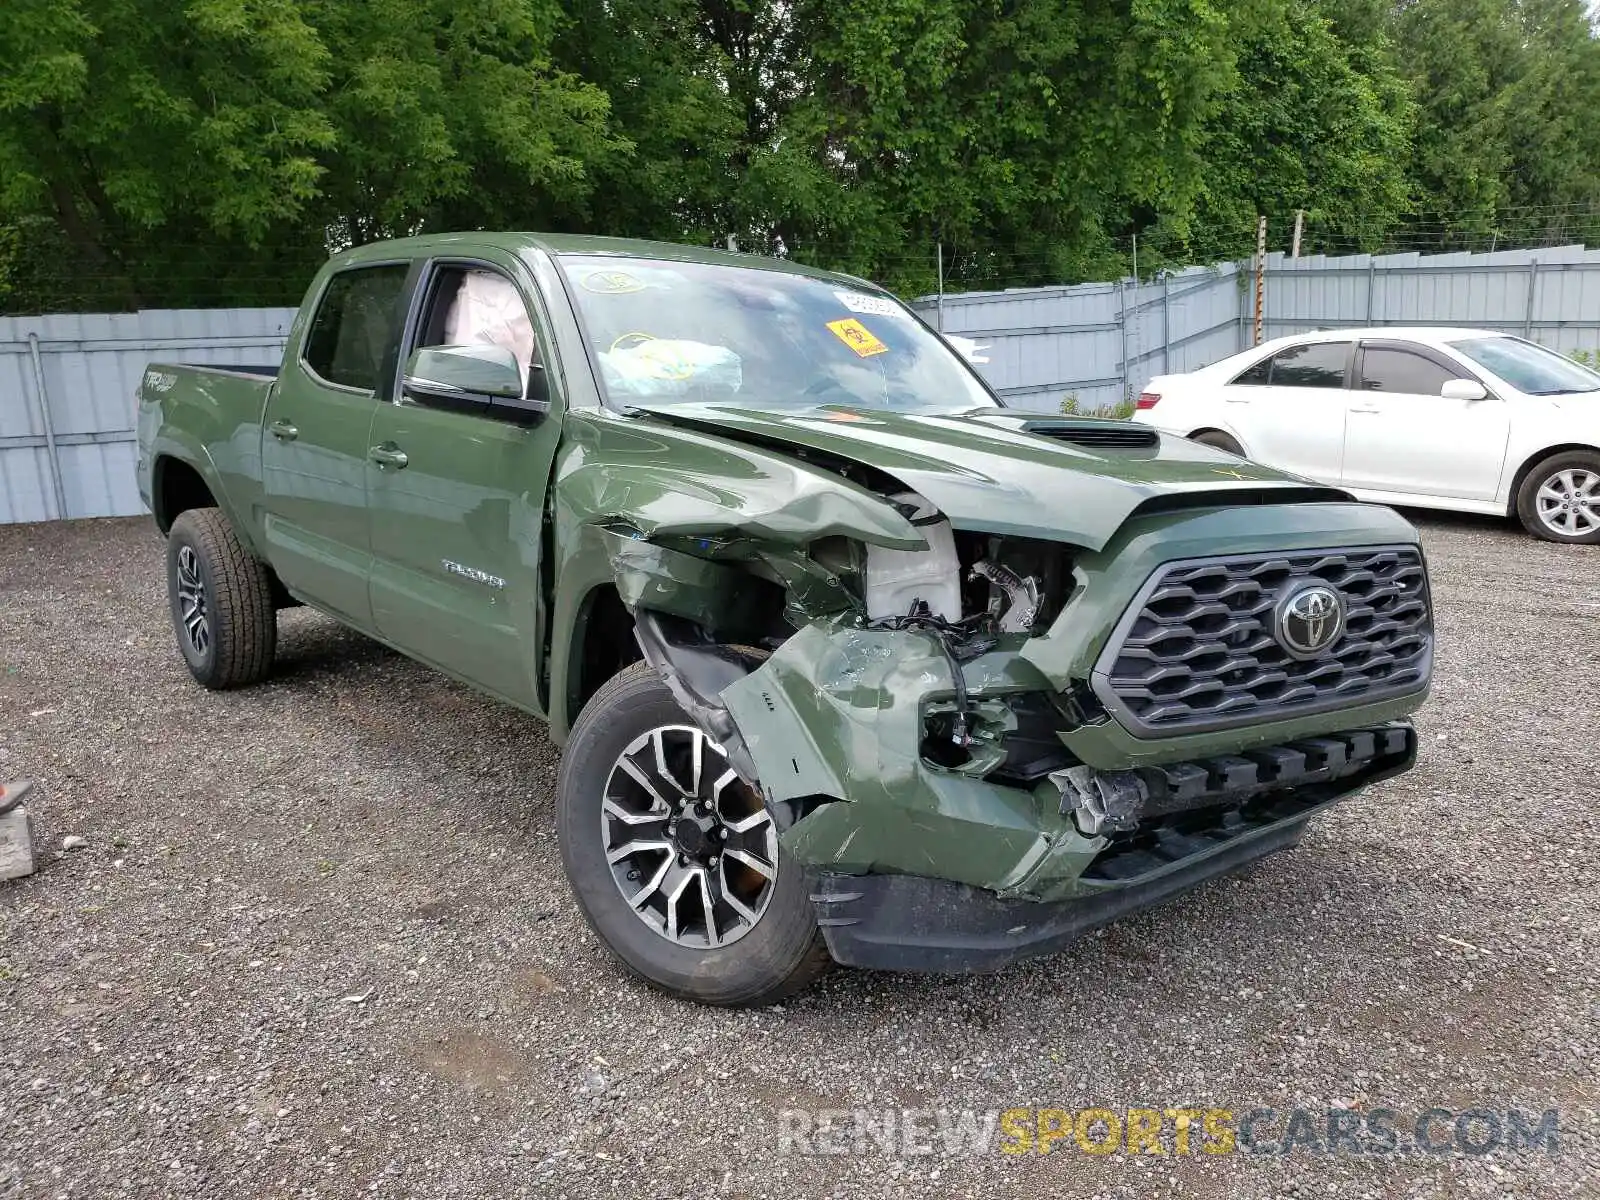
[[1274, 583, 1345, 659]]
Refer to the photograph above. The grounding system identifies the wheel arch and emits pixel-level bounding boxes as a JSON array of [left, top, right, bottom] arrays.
[[558, 581, 643, 741], [1187, 426, 1248, 454], [150, 454, 218, 533]]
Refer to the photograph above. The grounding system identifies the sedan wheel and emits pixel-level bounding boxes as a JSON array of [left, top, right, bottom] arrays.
[[1535, 468, 1600, 538], [1517, 451, 1600, 544]]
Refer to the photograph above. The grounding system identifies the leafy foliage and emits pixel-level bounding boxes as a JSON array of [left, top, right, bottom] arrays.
[[3, 0, 1600, 311]]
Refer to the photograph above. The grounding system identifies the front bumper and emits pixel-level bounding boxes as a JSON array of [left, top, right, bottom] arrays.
[[720, 600, 1422, 903], [810, 723, 1415, 972], [700, 505, 1431, 923]]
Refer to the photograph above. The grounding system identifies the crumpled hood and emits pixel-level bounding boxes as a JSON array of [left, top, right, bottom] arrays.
[[630, 401, 1342, 550]]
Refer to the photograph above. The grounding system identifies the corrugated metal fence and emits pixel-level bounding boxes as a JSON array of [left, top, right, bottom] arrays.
[[3, 244, 1600, 523], [913, 261, 1247, 412], [0, 308, 295, 525], [913, 244, 1600, 414]]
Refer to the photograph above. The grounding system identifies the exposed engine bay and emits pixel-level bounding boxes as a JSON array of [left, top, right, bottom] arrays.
[[862, 492, 1074, 637], [848, 492, 1073, 761]]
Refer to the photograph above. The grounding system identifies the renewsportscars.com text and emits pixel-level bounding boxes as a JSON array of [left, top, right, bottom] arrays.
[[776, 1106, 1561, 1158]]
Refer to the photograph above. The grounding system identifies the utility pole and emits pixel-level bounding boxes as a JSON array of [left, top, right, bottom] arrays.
[[1253, 215, 1267, 347], [936, 243, 945, 333], [1132, 233, 1138, 283], [1291, 210, 1304, 259]]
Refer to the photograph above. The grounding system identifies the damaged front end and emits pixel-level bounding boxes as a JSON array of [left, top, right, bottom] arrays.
[[556, 408, 1432, 973]]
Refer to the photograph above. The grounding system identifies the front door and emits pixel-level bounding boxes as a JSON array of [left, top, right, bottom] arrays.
[[260, 262, 410, 624], [365, 257, 565, 712], [1341, 342, 1510, 501]]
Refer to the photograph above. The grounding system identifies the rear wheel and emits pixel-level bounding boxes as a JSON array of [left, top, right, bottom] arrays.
[[557, 663, 829, 1005], [1190, 429, 1245, 456], [166, 508, 277, 688], [1516, 451, 1600, 543]]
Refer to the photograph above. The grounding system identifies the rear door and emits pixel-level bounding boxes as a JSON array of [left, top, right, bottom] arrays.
[[1221, 340, 1352, 482], [364, 252, 566, 712], [260, 261, 410, 624], [1341, 340, 1510, 500]]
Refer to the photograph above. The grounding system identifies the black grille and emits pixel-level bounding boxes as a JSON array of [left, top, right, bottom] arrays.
[[1093, 546, 1431, 735]]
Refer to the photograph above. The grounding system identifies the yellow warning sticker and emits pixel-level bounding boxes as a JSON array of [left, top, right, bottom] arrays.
[[825, 317, 889, 357]]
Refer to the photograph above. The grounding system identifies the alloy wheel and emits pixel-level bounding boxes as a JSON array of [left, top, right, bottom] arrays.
[[600, 725, 778, 949], [1536, 468, 1600, 537], [175, 545, 211, 655]]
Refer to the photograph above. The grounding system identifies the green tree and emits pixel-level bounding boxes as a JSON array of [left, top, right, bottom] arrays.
[[1164, 0, 1415, 263], [742, 0, 1242, 291], [1391, 0, 1600, 247], [0, 0, 622, 309]]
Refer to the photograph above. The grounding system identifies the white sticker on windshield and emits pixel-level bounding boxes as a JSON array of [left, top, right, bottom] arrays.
[[834, 290, 908, 320]]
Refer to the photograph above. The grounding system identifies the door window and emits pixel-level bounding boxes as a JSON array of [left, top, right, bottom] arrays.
[[414, 265, 543, 394], [1230, 355, 1272, 385], [1359, 347, 1457, 395], [303, 265, 409, 390], [1264, 342, 1350, 388], [1229, 342, 1351, 388]]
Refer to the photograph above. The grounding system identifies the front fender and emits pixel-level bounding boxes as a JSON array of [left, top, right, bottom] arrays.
[[546, 409, 927, 741]]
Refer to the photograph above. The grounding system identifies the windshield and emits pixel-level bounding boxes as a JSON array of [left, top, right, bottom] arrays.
[[558, 255, 997, 413], [1449, 336, 1600, 396]]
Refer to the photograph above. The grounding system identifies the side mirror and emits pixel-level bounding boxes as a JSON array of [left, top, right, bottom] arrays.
[[491, 363, 551, 427], [403, 344, 524, 415], [1442, 379, 1489, 401]]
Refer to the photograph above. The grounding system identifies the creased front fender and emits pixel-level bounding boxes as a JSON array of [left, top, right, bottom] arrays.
[[547, 410, 927, 741]]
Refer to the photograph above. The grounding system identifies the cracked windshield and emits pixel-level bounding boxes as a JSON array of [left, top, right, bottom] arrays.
[[559, 254, 997, 413]]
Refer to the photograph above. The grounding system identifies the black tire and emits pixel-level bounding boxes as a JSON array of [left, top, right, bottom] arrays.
[[166, 507, 277, 688], [1515, 450, 1600, 544], [557, 662, 830, 1006], [1190, 429, 1245, 456]]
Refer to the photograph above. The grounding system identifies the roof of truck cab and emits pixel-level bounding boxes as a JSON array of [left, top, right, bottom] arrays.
[[329, 232, 870, 286]]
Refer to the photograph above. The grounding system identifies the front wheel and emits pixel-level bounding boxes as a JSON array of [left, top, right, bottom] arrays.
[[556, 663, 829, 1005], [1516, 451, 1600, 543]]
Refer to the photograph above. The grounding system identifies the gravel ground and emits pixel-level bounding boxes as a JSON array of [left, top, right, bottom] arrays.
[[1, 513, 1597, 1199]]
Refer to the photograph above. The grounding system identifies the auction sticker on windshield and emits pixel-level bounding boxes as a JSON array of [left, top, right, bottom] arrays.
[[835, 290, 908, 320], [582, 270, 645, 294], [826, 317, 889, 357]]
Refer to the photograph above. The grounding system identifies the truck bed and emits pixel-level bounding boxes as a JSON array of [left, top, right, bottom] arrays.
[[136, 361, 283, 542]]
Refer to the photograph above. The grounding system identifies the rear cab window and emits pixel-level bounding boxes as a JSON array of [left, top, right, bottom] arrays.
[[302, 264, 411, 391]]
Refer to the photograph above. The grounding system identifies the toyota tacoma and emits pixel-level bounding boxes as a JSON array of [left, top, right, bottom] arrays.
[[136, 234, 1433, 1005]]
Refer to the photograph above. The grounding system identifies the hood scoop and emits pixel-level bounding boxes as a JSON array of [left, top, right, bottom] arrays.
[[1018, 420, 1159, 449]]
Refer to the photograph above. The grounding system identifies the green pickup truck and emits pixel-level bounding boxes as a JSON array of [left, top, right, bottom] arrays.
[[137, 233, 1433, 1005]]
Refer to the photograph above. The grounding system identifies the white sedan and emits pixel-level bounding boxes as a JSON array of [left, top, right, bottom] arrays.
[[1133, 327, 1600, 543]]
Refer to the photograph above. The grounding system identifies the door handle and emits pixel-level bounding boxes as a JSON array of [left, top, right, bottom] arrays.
[[369, 443, 409, 470], [1224, 396, 1251, 404], [1348, 406, 1380, 415], [269, 420, 299, 442]]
